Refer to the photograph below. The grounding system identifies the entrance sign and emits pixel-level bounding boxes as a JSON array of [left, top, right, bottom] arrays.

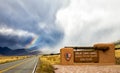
[[74, 50, 98, 63], [60, 43, 115, 65]]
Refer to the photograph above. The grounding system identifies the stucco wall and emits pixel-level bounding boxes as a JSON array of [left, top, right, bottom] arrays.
[[94, 43, 115, 64]]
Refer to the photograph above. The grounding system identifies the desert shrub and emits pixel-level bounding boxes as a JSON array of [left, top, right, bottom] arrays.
[[116, 57, 120, 64]]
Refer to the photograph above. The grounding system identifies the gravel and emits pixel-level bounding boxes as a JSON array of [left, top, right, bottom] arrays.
[[54, 65, 120, 73]]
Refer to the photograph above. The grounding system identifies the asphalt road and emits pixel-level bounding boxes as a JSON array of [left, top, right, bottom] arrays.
[[0, 56, 38, 73]]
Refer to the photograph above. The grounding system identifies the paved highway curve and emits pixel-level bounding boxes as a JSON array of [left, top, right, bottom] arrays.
[[0, 56, 38, 73]]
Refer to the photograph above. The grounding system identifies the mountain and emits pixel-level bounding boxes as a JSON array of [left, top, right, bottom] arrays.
[[12, 49, 41, 55], [12, 49, 29, 55], [0, 47, 13, 55], [0, 47, 41, 56]]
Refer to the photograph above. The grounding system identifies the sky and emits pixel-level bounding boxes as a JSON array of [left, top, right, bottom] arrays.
[[0, 0, 120, 53]]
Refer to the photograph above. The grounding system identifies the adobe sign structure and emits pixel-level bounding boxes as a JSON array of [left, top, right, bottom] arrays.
[[60, 43, 115, 65]]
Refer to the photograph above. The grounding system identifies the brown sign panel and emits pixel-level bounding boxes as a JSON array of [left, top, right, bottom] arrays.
[[74, 50, 99, 63]]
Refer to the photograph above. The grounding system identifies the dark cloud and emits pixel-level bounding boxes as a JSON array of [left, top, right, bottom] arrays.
[[0, 0, 68, 50], [35, 29, 64, 48], [0, 0, 65, 33], [0, 34, 33, 49]]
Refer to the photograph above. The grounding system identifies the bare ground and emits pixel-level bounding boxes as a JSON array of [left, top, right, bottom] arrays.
[[54, 65, 120, 73]]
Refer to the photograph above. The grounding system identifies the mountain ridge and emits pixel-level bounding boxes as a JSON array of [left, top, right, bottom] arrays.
[[0, 47, 41, 56]]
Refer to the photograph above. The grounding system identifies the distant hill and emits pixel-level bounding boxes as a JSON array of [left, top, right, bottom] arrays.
[[0, 47, 13, 55], [0, 47, 41, 56]]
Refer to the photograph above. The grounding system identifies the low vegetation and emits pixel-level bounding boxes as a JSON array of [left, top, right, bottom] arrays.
[[36, 55, 60, 73], [116, 57, 120, 64], [115, 50, 120, 64], [0, 56, 29, 64], [115, 50, 120, 58]]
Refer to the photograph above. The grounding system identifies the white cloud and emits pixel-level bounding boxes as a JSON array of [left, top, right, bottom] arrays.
[[56, 0, 120, 49], [0, 25, 37, 37]]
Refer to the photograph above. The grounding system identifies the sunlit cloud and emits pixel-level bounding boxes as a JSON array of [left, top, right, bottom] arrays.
[[56, 0, 120, 49], [0, 25, 37, 37]]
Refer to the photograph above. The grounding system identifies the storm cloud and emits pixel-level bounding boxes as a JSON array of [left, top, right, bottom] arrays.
[[0, 0, 67, 50]]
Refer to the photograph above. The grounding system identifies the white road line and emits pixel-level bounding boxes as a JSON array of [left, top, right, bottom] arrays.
[[32, 57, 38, 73]]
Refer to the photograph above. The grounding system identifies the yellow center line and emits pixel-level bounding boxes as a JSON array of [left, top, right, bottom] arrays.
[[0, 58, 33, 73]]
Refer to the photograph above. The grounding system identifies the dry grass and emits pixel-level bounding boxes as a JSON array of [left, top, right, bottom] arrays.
[[36, 55, 60, 73], [0, 56, 28, 64], [40, 55, 60, 65], [115, 50, 120, 64], [115, 50, 120, 58]]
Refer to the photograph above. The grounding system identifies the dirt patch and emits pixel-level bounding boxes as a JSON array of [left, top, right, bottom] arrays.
[[54, 65, 120, 73]]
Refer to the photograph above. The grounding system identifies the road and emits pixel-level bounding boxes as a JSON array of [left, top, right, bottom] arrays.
[[0, 56, 38, 73]]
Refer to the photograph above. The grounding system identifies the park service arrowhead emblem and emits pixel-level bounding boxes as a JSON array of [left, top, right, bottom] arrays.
[[64, 52, 72, 61]]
